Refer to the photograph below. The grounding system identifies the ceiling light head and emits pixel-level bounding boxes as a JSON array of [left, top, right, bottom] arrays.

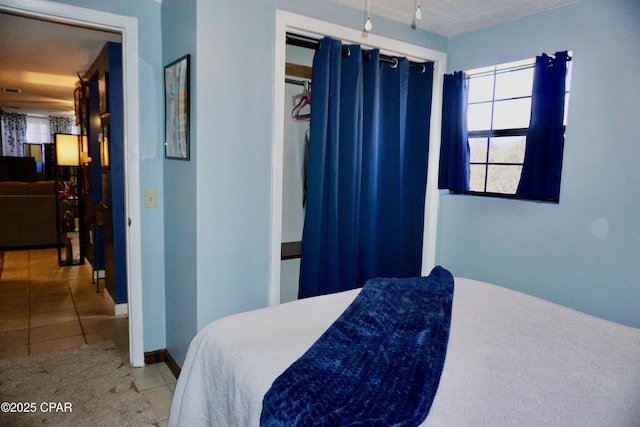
[[411, 0, 422, 29], [2, 88, 23, 94], [364, 0, 372, 32], [364, 17, 373, 32]]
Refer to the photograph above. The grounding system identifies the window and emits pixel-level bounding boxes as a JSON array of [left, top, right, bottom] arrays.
[[24, 116, 51, 166], [26, 116, 51, 144], [465, 56, 571, 197]]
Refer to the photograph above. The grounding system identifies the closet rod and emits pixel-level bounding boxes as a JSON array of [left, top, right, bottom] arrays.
[[285, 77, 307, 86], [286, 32, 429, 72]]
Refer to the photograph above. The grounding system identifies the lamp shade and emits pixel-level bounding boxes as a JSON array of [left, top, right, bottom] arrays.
[[55, 134, 80, 166]]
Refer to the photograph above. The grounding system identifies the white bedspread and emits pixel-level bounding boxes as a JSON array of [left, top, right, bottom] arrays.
[[169, 278, 640, 426]]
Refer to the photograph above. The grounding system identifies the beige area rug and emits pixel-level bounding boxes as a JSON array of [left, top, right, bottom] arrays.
[[0, 341, 158, 426]]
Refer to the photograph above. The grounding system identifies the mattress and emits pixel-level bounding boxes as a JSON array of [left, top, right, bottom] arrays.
[[168, 277, 640, 426]]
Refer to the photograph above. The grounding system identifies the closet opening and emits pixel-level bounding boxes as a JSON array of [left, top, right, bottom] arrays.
[[270, 10, 446, 306], [279, 33, 313, 303]]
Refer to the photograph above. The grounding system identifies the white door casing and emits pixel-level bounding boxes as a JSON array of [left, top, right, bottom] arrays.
[[0, 0, 144, 367]]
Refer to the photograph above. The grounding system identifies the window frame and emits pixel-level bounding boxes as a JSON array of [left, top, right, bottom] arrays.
[[453, 57, 570, 202]]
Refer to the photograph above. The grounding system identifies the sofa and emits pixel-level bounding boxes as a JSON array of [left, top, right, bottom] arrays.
[[0, 181, 58, 249]]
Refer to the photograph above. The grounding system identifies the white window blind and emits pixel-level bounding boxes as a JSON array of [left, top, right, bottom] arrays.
[[26, 116, 51, 144]]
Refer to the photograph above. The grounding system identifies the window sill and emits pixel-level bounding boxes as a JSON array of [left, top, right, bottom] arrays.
[[448, 190, 559, 204]]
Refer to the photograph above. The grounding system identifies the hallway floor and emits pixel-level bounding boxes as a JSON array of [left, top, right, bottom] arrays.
[[0, 248, 175, 425]]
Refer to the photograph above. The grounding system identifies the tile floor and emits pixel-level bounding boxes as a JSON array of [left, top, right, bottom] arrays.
[[0, 248, 175, 426]]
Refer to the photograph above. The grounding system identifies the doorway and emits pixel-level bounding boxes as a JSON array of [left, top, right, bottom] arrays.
[[0, 0, 144, 367], [270, 11, 446, 306]]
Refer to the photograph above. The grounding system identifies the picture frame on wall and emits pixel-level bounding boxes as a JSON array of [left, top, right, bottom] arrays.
[[98, 72, 109, 116], [73, 83, 83, 126], [164, 54, 190, 160]]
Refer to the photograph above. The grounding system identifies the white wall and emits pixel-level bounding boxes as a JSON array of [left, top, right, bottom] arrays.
[[438, 0, 640, 327]]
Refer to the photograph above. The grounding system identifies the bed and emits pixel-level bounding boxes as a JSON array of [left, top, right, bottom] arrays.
[[168, 270, 640, 426]]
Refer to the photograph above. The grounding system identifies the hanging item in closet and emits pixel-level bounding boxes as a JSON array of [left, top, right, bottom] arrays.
[[292, 81, 311, 121]]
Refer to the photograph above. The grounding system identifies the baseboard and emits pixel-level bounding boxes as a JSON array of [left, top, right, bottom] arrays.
[[103, 288, 128, 316], [144, 349, 166, 365], [114, 303, 128, 316], [144, 349, 181, 379], [83, 258, 105, 280]]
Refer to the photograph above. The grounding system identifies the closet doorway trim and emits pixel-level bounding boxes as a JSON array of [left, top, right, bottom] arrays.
[[0, 0, 144, 367], [270, 10, 446, 306]]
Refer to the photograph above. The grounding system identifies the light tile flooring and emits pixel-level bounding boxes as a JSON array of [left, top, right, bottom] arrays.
[[0, 248, 175, 426]]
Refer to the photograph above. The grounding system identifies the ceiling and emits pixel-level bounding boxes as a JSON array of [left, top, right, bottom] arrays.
[[333, 0, 580, 37], [0, 12, 120, 116], [1, 0, 579, 117]]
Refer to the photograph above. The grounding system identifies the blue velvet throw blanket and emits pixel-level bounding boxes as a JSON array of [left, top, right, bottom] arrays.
[[260, 266, 454, 426]]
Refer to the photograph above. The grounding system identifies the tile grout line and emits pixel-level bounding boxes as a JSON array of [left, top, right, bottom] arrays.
[[66, 276, 89, 345]]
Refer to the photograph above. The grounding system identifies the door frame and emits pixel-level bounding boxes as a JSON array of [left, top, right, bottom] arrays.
[[0, 0, 144, 367], [270, 10, 446, 305]]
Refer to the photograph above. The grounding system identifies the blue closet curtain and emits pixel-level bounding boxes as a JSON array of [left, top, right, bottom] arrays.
[[438, 71, 470, 192], [299, 37, 434, 299], [516, 51, 570, 201]]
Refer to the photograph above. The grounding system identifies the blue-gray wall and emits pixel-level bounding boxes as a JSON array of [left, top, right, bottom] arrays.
[[161, 0, 197, 367], [437, 0, 640, 328]]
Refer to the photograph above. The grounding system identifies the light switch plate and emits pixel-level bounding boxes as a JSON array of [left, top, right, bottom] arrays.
[[144, 189, 157, 208]]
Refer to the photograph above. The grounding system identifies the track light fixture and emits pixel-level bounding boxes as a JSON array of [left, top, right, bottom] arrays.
[[365, 0, 424, 32]]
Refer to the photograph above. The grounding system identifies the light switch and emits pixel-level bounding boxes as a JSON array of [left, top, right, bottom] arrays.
[[144, 189, 157, 208]]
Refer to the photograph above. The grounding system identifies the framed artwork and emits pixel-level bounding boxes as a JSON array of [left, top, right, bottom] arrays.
[[98, 72, 109, 115], [100, 122, 110, 169], [164, 54, 191, 160], [73, 83, 83, 126], [101, 171, 110, 209]]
